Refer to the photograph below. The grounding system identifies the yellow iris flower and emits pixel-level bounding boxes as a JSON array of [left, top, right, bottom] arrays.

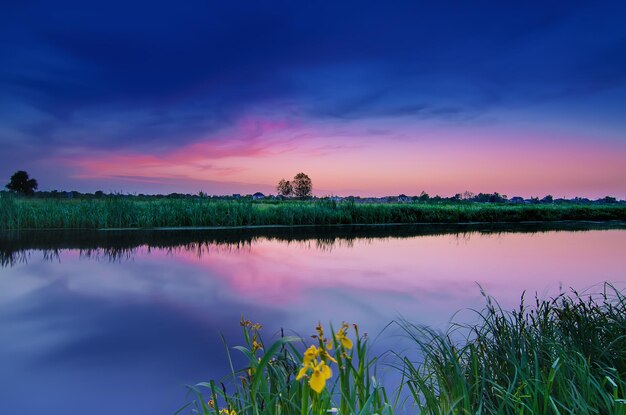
[[296, 360, 333, 393], [303, 344, 318, 365], [299, 344, 335, 393], [297, 322, 355, 393], [335, 324, 353, 350], [303, 344, 337, 365]]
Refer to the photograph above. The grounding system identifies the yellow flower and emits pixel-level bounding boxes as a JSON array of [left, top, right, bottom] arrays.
[[248, 357, 261, 377], [303, 345, 318, 365], [335, 323, 353, 350], [298, 341, 336, 394], [296, 360, 333, 393], [316, 322, 325, 339], [208, 399, 214, 408], [296, 365, 308, 381], [239, 317, 262, 331], [309, 360, 332, 393], [303, 344, 336, 365], [219, 409, 236, 415], [252, 338, 262, 352]]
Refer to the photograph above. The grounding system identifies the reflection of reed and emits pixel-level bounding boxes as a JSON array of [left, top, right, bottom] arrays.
[[1, 249, 30, 267], [1, 221, 624, 267], [449, 230, 510, 245], [75, 241, 257, 264], [80, 247, 135, 263], [42, 249, 61, 263], [315, 237, 356, 252], [165, 241, 254, 259]]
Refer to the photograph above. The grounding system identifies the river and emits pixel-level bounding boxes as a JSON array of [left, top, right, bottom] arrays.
[[1, 223, 624, 414]]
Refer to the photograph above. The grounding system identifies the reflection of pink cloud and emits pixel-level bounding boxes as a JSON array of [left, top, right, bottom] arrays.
[[23, 230, 625, 332], [146, 231, 626, 308]]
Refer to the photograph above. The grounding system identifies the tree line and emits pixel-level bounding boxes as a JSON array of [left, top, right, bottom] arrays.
[[4, 170, 622, 205], [5, 171, 38, 195], [276, 172, 312, 198]]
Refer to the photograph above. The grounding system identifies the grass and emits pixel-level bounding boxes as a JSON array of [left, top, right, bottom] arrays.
[[397, 285, 626, 414], [182, 285, 626, 414], [1, 195, 625, 230], [183, 320, 392, 415]]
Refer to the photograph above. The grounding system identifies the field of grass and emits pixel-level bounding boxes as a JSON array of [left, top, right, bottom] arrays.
[[1, 195, 625, 230], [183, 285, 626, 415]]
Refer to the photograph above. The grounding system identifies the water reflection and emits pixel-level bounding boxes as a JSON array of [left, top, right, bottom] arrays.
[[0, 223, 624, 415], [2, 221, 625, 267]]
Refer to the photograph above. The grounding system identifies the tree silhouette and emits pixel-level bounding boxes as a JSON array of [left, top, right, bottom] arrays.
[[292, 172, 312, 198], [6, 171, 38, 195], [276, 179, 292, 196]]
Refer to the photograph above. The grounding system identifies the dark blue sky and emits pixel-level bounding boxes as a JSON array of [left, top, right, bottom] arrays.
[[1, 1, 625, 196]]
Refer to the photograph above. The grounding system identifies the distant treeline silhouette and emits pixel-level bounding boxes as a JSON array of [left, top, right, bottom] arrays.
[[1, 189, 622, 205]]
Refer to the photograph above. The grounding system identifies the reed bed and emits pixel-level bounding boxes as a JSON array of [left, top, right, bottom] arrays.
[[182, 285, 626, 414], [397, 285, 626, 414], [1, 195, 624, 230]]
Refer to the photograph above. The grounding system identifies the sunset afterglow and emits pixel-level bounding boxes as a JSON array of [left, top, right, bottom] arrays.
[[2, 1, 625, 198]]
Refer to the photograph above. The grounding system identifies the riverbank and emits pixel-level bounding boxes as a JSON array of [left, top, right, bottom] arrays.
[[186, 285, 626, 414], [1, 196, 625, 230]]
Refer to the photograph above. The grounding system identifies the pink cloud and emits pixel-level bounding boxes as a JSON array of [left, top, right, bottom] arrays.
[[44, 114, 626, 198], [54, 116, 304, 182]]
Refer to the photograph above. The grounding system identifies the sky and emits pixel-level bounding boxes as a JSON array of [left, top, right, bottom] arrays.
[[1, 0, 625, 198]]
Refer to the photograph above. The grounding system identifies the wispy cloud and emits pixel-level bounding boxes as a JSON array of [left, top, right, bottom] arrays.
[[1, 1, 625, 196]]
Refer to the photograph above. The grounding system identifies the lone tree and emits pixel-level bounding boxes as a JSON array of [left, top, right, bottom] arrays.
[[292, 172, 312, 198], [6, 170, 38, 195], [276, 179, 293, 196]]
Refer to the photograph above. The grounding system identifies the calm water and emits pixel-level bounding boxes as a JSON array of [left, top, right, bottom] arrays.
[[1, 224, 625, 414]]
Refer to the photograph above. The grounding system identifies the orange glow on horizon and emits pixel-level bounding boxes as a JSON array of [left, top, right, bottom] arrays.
[[50, 118, 626, 198]]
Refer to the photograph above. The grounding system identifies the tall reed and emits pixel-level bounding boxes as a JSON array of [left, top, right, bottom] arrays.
[[397, 284, 626, 414], [183, 319, 391, 415], [1, 196, 624, 230], [183, 285, 626, 414]]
